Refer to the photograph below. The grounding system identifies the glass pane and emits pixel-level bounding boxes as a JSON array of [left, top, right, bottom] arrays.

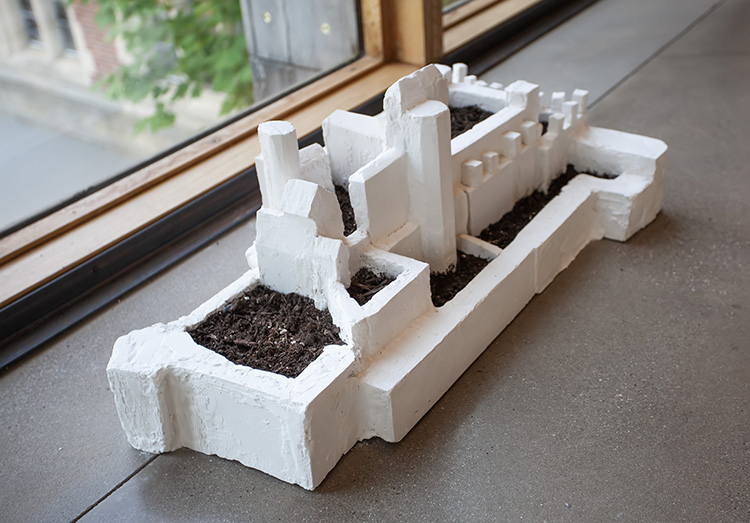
[[0, 0, 361, 235], [241, 0, 360, 101], [18, 0, 42, 45], [53, 1, 76, 53], [443, 0, 474, 12]]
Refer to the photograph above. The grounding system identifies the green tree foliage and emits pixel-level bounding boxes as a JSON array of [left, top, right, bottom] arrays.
[[88, 0, 253, 133]]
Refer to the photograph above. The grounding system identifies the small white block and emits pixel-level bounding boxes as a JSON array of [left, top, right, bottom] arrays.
[[457, 234, 501, 260], [322, 110, 386, 186], [452, 63, 468, 84], [563, 101, 579, 124], [465, 158, 516, 235], [475, 80, 488, 87], [454, 187, 468, 236], [299, 143, 334, 193], [572, 89, 589, 113], [499, 131, 522, 159], [259, 120, 296, 140], [349, 148, 408, 241], [481, 151, 500, 174], [464, 75, 477, 85], [506, 80, 540, 110], [551, 92, 566, 112], [384, 65, 447, 120], [520, 120, 542, 145], [257, 121, 301, 210], [281, 178, 345, 240], [434, 63, 452, 83], [461, 159, 483, 188], [489, 82, 503, 90], [548, 113, 565, 135]]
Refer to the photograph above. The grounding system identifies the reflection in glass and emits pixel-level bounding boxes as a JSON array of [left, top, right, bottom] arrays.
[[239, 0, 360, 101], [54, 1, 77, 54], [18, 0, 42, 46], [0, 0, 361, 235]]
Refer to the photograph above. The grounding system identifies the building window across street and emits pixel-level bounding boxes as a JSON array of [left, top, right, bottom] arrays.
[[53, 0, 77, 54], [18, 0, 43, 47]]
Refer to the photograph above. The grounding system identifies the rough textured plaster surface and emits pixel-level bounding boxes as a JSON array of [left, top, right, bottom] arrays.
[[109, 64, 666, 489]]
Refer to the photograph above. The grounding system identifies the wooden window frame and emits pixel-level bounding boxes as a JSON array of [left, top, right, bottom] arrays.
[[443, 0, 544, 53], [0, 0, 593, 364]]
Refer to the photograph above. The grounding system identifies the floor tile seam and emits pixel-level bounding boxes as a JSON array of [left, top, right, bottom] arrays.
[[71, 455, 159, 522], [588, 0, 729, 110]]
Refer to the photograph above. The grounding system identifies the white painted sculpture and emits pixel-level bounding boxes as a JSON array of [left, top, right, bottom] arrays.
[[108, 64, 667, 489]]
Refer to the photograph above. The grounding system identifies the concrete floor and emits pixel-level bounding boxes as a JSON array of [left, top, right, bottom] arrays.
[[1, 0, 748, 521]]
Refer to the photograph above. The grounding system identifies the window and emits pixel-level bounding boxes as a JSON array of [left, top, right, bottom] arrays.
[[15, 0, 79, 54], [18, 0, 42, 47], [0, 0, 573, 365], [53, 1, 76, 54]]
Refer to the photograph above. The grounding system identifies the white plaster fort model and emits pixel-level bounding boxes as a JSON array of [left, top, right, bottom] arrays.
[[108, 64, 667, 489]]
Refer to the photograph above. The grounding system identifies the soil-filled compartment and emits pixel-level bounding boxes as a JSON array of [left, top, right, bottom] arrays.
[[480, 164, 618, 249], [430, 251, 490, 307], [188, 285, 343, 379], [347, 267, 396, 306], [450, 105, 495, 138], [334, 184, 357, 236]]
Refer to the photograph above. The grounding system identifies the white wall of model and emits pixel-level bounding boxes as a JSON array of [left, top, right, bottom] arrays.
[[108, 64, 667, 489]]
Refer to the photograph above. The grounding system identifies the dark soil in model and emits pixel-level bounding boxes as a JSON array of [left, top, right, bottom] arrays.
[[430, 251, 490, 307], [189, 285, 342, 378], [193, 115, 616, 377], [450, 105, 495, 138], [347, 267, 395, 306], [334, 184, 357, 236], [479, 164, 618, 249]]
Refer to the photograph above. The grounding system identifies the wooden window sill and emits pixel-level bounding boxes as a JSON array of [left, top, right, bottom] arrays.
[[0, 58, 417, 309]]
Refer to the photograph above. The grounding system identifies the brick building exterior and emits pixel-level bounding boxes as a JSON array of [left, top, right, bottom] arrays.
[[69, 0, 120, 83], [0, 0, 223, 156]]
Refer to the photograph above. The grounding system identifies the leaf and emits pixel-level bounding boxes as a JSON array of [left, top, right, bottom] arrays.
[[90, 0, 254, 133]]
